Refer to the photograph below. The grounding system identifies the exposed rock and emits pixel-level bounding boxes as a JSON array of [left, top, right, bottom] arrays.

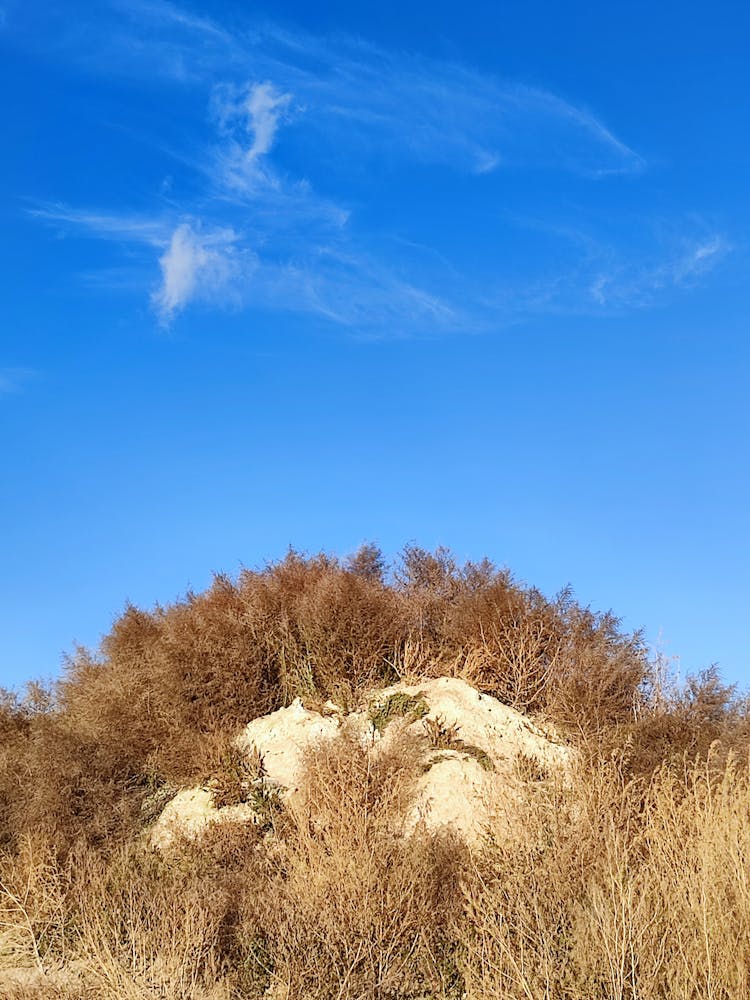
[[151, 788, 258, 852], [236, 698, 341, 791], [369, 678, 573, 843], [370, 676, 569, 766], [150, 677, 572, 851]]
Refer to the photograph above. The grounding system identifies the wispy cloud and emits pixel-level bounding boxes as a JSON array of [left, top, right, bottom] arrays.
[[152, 221, 243, 323], [45, 3, 645, 178], [669, 235, 728, 284], [31, 200, 459, 332], [209, 80, 296, 197], [244, 246, 461, 332], [112, 0, 230, 42], [244, 82, 291, 162], [19, 2, 729, 333], [295, 55, 645, 177], [29, 203, 169, 245], [589, 234, 729, 308]]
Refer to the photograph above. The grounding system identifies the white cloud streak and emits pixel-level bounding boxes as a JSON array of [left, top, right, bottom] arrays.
[[669, 236, 727, 283], [244, 246, 461, 332], [301, 61, 645, 177], [589, 234, 729, 308], [30, 206, 248, 326], [23, 3, 730, 333], [113, 0, 230, 41], [29, 204, 169, 245], [54, 4, 645, 177], [31, 198, 730, 332], [152, 223, 242, 323], [209, 80, 296, 197], [244, 82, 291, 161]]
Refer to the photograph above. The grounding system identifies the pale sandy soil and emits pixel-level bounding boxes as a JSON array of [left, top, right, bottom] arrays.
[[152, 676, 573, 850]]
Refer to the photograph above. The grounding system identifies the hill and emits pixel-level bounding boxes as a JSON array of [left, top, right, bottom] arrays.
[[1, 546, 748, 998]]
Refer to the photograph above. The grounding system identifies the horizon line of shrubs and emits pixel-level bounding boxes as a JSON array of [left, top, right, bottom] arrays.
[[1, 544, 745, 854]]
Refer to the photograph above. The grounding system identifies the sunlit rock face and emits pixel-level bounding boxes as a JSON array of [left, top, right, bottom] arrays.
[[151, 788, 258, 852], [150, 676, 573, 851], [369, 677, 574, 843], [236, 698, 342, 792]]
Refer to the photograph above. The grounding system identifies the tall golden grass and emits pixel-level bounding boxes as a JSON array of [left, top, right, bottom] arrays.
[[1, 546, 747, 998]]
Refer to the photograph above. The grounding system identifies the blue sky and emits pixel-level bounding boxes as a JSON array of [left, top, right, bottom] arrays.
[[1, 0, 748, 691]]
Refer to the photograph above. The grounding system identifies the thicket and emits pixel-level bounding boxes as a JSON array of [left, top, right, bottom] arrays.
[[1, 545, 748, 998]]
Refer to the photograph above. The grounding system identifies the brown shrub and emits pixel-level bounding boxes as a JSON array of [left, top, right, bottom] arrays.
[[242, 731, 468, 999], [2, 545, 743, 857], [2, 543, 748, 999], [461, 749, 750, 1000], [2, 731, 750, 998]]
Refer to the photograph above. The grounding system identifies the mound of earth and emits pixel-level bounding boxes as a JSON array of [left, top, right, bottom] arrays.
[[151, 677, 573, 851]]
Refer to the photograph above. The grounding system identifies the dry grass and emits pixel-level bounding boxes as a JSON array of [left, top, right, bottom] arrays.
[[246, 732, 467, 999], [1, 545, 748, 998], [462, 749, 750, 1000], [3, 748, 749, 998]]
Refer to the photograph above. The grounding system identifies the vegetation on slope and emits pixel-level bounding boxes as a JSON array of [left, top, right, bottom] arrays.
[[1, 545, 748, 998]]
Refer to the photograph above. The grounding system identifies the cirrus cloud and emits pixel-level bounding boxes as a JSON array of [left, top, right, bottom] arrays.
[[152, 221, 245, 323], [20, 2, 731, 335]]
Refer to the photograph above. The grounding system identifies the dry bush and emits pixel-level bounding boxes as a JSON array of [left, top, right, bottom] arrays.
[[276, 558, 404, 700], [438, 577, 566, 710], [593, 664, 749, 784], [2, 719, 750, 999], [0, 834, 70, 977], [568, 749, 750, 999], [650, 751, 750, 995], [461, 749, 750, 1000], [245, 732, 468, 999], [68, 847, 231, 999], [0, 693, 31, 851], [0, 829, 262, 1000], [1, 545, 661, 855], [394, 553, 647, 728], [543, 606, 647, 731], [2, 544, 749, 999], [461, 759, 607, 1000]]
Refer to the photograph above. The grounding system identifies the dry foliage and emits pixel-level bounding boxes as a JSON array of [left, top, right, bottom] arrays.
[[1, 545, 748, 998], [462, 748, 750, 1000]]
